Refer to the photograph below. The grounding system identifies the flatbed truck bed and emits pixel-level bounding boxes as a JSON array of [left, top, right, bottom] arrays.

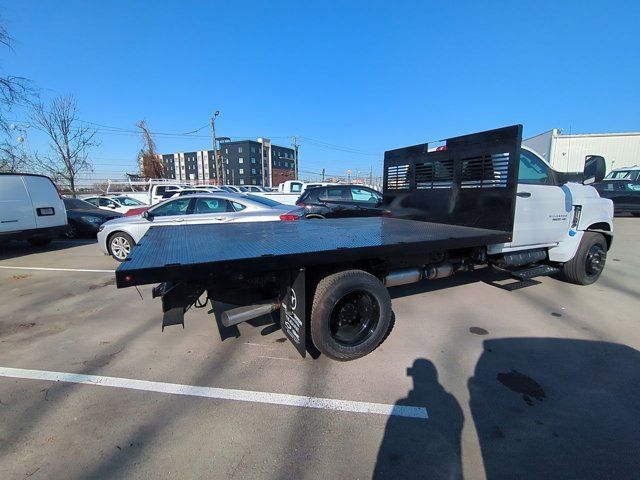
[[115, 218, 511, 288]]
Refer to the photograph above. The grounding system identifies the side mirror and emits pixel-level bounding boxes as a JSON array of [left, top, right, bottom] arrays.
[[583, 155, 606, 185], [143, 210, 152, 220]]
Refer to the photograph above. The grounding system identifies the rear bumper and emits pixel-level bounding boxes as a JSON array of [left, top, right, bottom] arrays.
[[0, 225, 67, 242]]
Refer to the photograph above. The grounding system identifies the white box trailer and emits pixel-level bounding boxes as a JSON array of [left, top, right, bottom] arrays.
[[524, 129, 640, 174]]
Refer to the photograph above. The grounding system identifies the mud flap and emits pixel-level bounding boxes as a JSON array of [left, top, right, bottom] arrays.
[[281, 268, 306, 358]]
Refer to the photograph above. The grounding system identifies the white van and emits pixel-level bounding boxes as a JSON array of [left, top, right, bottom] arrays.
[[0, 173, 67, 246]]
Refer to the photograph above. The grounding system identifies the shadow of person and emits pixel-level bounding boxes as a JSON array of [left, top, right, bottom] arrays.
[[373, 359, 464, 479], [469, 338, 640, 480]]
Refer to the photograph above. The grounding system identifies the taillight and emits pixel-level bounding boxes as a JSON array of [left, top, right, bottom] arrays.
[[279, 214, 300, 221], [382, 210, 393, 217]]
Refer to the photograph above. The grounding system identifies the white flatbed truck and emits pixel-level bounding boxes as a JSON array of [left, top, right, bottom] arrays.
[[114, 125, 613, 361]]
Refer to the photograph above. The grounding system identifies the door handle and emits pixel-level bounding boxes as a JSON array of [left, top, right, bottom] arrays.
[[517, 192, 532, 198], [214, 216, 228, 221], [173, 218, 184, 222]]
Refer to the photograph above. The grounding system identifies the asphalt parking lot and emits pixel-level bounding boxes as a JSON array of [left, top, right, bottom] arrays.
[[1, 219, 639, 480]]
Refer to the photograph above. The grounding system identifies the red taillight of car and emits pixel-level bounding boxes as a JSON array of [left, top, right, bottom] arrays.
[[382, 210, 393, 217], [279, 213, 300, 221]]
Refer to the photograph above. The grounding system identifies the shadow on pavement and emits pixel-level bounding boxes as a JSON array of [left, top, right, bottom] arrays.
[[374, 359, 463, 479], [0, 238, 97, 261], [469, 338, 640, 480]]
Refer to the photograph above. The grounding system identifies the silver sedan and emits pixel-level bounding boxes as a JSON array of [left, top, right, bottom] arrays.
[[97, 193, 303, 261]]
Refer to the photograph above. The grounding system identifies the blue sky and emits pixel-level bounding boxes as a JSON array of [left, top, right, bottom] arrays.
[[2, 0, 639, 182]]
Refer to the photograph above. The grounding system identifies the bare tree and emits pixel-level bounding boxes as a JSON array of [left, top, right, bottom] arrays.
[[137, 120, 166, 179], [0, 142, 31, 172], [0, 20, 35, 171], [32, 95, 98, 197]]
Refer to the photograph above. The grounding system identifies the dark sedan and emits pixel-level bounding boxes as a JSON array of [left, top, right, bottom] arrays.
[[296, 185, 387, 219], [593, 180, 640, 216], [63, 198, 123, 238]]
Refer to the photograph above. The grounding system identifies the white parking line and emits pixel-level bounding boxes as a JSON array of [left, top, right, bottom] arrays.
[[0, 366, 428, 419], [0, 266, 114, 273]]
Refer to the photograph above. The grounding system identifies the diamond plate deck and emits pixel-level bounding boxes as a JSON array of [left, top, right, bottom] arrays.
[[115, 217, 510, 287]]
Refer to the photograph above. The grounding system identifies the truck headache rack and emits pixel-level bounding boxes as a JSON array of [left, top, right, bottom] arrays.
[[384, 124, 522, 232]]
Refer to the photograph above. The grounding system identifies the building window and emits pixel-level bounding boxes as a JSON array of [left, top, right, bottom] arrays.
[[239, 158, 244, 164], [238, 146, 243, 153], [226, 159, 229, 164], [239, 179, 245, 185], [252, 179, 257, 185], [251, 146, 256, 153], [251, 157, 256, 163], [225, 148, 228, 154], [251, 168, 256, 174], [239, 168, 244, 174], [227, 169, 230, 175]]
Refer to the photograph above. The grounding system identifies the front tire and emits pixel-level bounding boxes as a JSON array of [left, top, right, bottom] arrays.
[[563, 232, 607, 285], [64, 222, 78, 239], [310, 270, 392, 361], [108, 232, 135, 262]]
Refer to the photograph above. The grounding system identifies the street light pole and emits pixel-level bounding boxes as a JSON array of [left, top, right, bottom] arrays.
[[210, 111, 220, 185]]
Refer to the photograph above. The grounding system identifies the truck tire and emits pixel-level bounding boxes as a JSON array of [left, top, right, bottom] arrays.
[[108, 232, 135, 262], [28, 237, 52, 247], [311, 270, 392, 361], [563, 232, 607, 285]]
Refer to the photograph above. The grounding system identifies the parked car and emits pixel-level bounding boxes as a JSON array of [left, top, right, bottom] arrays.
[[592, 179, 640, 216], [244, 185, 270, 192], [98, 193, 304, 261], [604, 165, 640, 182], [220, 185, 248, 193], [83, 195, 148, 214], [0, 173, 67, 246], [63, 198, 123, 238], [295, 185, 386, 219]]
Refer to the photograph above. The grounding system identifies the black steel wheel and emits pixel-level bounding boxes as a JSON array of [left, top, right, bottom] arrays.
[[311, 270, 392, 361], [563, 232, 608, 285]]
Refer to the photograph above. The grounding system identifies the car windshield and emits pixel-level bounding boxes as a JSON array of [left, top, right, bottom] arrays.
[[114, 196, 144, 206], [244, 194, 281, 207], [64, 198, 95, 209]]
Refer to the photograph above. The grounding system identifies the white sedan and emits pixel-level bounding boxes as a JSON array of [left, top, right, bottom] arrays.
[[97, 193, 303, 261], [84, 195, 148, 214]]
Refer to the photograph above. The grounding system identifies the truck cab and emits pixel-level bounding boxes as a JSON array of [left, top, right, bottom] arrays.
[[488, 146, 613, 273]]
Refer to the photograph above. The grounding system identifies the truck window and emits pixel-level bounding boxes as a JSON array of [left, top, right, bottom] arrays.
[[518, 150, 552, 185]]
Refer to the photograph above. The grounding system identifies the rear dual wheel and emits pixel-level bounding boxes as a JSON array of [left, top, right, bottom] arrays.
[[311, 270, 392, 361]]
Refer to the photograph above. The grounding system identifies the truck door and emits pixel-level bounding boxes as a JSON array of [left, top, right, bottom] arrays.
[[509, 149, 571, 248], [0, 175, 36, 233]]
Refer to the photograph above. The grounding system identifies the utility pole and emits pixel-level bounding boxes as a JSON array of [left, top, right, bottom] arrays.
[[369, 165, 373, 186], [210, 110, 221, 185], [291, 135, 299, 180], [322, 168, 325, 182]]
